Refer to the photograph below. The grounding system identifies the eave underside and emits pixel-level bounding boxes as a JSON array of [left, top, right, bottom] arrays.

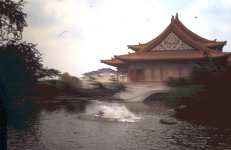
[[102, 51, 231, 69], [115, 50, 230, 62], [100, 58, 126, 67]]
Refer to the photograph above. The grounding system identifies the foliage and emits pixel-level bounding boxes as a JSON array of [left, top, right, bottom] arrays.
[[0, 79, 7, 149], [190, 61, 227, 85], [0, 0, 61, 97], [0, 0, 27, 44], [0, 42, 40, 96], [166, 77, 192, 87], [44, 68, 61, 78], [166, 59, 228, 87], [60, 72, 82, 90], [169, 59, 231, 126]]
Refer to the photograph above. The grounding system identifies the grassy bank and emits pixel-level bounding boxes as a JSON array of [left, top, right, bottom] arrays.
[[144, 85, 203, 108]]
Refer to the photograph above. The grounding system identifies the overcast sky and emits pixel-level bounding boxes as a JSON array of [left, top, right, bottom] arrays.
[[23, 0, 231, 76]]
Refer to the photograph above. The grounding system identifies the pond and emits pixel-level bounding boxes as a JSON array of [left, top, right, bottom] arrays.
[[7, 98, 231, 150]]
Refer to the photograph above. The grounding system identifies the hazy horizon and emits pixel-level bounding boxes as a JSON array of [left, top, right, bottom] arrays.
[[23, 0, 231, 77]]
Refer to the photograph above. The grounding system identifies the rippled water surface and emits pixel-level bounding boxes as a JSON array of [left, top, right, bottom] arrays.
[[8, 99, 231, 150]]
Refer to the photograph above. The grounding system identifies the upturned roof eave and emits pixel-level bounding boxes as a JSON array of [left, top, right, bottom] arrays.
[[127, 14, 226, 51], [100, 59, 126, 67], [137, 17, 217, 53], [127, 16, 175, 51], [114, 50, 228, 62], [175, 15, 226, 45], [115, 55, 229, 62]]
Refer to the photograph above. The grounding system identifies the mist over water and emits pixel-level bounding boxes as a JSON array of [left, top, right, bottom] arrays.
[[113, 83, 169, 102], [84, 101, 141, 122]]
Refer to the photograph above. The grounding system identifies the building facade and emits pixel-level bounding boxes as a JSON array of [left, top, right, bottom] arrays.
[[101, 14, 230, 82]]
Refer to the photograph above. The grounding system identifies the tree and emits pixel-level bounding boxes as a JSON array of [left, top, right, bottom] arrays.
[[60, 72, 81, 90], [44, 68, 61, 78], [0, 0, 59, 97], [0, 0, 27, 44], [0, 1, 43, 149], [0, 79, 7, 150], [0, 41, 43, 96]]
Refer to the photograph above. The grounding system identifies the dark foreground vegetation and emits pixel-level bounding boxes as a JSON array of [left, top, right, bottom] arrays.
[[30, 78, 125, 101], [144, 57, 231, 127], [167, 58, 231, 127]]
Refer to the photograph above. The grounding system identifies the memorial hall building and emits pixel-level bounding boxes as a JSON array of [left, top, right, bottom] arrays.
[[101, 14, 229, 82]]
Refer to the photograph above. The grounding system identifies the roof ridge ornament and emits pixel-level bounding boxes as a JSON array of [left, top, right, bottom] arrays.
[[126, 13, 226, 52], [171, 15, 174, 23], [175, 13, 179, 20]]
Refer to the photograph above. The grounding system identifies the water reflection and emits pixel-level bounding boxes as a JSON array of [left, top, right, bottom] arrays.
[[39, 101, 88, 114], [7, 99, 231, 150], [7, 101, 38, 129]]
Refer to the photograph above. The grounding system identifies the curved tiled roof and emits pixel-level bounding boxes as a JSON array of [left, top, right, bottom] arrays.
[[115, 50, 230, 61], [100, 58, 125, 67], [174, 15, 226, 44], [101, 14, 229, 67], [128, 14, 226, 51]]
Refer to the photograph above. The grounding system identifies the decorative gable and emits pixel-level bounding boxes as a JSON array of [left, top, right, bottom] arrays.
[[151, 32, 195, 51]]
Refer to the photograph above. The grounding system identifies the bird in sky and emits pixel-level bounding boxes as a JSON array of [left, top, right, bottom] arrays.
[[57, 30, 69, 38]]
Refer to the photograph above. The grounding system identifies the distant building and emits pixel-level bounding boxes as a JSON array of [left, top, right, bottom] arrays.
[[82, 68, 123, 83], [101, 13, 230, 82]]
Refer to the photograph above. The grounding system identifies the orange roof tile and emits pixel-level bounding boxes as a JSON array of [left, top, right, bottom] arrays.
[[128, 14, 226, 51], [115, 50, 230, 61], [102, 13, 229, 67], [100, 58, 125, 66], [174, 14, 226, 44]]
